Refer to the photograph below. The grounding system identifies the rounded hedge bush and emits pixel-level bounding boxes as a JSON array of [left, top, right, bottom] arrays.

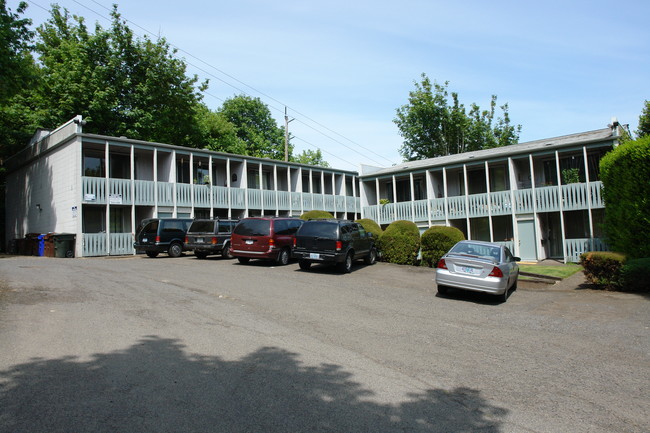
[[378, 220, 420, 265], [420, 225, 466, 267], [299, 210, 333, 220], [355, 218, 383, 238], [619, 257, 650, 292]]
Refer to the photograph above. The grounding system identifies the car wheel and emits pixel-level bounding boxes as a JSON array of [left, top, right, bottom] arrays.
[[299, 259, 311, 270], [168, 242, 183, 258], [437, 285, 448, 295], [145, 251, 159, 258], [221, 243, 233, 259], [277, 248, 290, 266], [364, 247, 377, 265], [337, 252, 353, 273], [195, 251, 208, 260], [499, 288, 509, 303], [237, 257, 250, 264]]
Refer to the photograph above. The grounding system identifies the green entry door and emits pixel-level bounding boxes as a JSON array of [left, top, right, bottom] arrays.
[[517, 219, 537, 261]]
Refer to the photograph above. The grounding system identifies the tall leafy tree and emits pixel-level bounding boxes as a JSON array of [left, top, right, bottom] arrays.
[[32, 5, 206, 146], [291, 149, 329, 167], [217, 95, 289, 160], [637, 100, 650, 138], [394, 73, 521, 160], [0, 0, 34, 103]]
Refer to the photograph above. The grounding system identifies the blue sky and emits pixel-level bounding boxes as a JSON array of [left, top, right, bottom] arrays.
[[16, 0, 650, 171]]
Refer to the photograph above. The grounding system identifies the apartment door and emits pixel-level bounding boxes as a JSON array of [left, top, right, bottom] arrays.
[[517, 219, 537, 261]]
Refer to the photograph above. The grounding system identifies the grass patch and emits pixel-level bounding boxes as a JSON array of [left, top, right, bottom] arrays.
[[519, 264, 582, 279]]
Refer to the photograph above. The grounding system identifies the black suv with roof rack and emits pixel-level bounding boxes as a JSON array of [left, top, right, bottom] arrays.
[[292, 219, 377, 273], [185, 218, 239, 259]]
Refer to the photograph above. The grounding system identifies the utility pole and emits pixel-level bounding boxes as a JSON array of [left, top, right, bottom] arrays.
[[284, 106, 294, 162]]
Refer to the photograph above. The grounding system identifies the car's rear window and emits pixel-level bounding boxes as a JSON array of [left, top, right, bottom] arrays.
[[234, 219, 271, 236], [451, 243, 500, 260], [188, 220, 215, 233], [298, 222, 338, 239]]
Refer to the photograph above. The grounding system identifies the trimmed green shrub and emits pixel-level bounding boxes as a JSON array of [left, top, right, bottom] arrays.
[[579, 251, 627, 290], [378, 220, 420, 265], [299, 210, 333, 220], [619, 257, 650, 292], [420, 225, 466, 267], [355, 218, 383, 238], [600, 136, 650, 258]]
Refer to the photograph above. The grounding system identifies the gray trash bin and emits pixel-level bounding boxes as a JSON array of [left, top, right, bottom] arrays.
[[54, 234, 76, 258]]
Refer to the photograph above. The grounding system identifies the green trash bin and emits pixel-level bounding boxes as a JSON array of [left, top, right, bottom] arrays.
[[54, 234, 76, 258]]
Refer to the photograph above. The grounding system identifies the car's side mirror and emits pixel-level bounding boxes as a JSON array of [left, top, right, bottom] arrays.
[[514, 257, 521, 262]]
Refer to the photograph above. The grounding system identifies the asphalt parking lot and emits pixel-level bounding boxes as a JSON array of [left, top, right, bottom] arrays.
[[0, 254, 648, 433]]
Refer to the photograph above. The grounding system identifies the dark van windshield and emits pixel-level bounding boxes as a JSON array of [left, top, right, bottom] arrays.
[[234, 219, 270, 236]]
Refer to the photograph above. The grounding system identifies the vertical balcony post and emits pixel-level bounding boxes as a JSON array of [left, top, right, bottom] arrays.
[[555, 151, 567, 262], [485, 161, 493, 242], [583, 146, 594, 245], [463, 164, 471, 239], [130, 144, 135, 255]]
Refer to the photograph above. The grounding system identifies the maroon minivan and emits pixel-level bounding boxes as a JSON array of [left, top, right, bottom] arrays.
[[230, 217, 303, 265]]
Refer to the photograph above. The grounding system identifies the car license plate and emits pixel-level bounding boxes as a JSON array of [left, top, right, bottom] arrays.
[[245, 240, 254, 245], [461, 266, 478, 275], [196, 238, 204, 243], [309, 253, 320, 260]]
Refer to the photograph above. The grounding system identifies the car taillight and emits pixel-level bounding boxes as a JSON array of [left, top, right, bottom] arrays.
[[293, 238, 297, 247], [269, 238, 275, 248], [185, 236, 188, 243], [335, 241, 342, 251], [489, 266, 503, 277], [155, 236, 161, 243], [437, 259, 447, 269], [211, 237, 217, 245]]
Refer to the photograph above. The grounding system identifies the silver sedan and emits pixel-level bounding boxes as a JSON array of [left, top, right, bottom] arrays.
[[435, 240, 520, 302]]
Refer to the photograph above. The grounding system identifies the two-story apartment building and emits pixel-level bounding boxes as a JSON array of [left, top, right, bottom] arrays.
[[4, 116, 361, 257], [5, 115, 622, 262], [359, 124, 622, 262]]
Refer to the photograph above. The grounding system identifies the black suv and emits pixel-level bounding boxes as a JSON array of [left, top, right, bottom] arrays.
[[134, 218, 193, 258], [185, 218, 238, 259], [292, 220, 377, 273]]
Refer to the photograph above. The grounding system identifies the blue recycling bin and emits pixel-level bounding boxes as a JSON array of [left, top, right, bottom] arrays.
[[37, 235, 45, 256]]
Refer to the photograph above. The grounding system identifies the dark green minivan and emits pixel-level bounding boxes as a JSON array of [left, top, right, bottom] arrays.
[[134, 218, 193, 258]]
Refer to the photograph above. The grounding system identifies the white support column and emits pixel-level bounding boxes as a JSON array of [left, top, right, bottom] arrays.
[[309, 169, 314, 210], [555, 151, 567, 262], [331, 173, 336, 217], [442, 167, 449, 226], [583, 146, 594, 243], [171, 152, 177, 218], [507, 157, 518, 256], [321, 171, 325, 211], [409, 172, 416, 222], [392, 175, 397, 221], [259, 163, 264, 215], [425, 169, 432, 227], [209, 156, 214, 218], [153, 148, 158, 217], [352, 176, 357, 218], [243, 160, 249, 217], [75, 136, 84, 257], [273, 164, 279, 216], [287, 167, 293, 216], [463, 164, 471, 239], [485, 161, 493, 242], [105, 141, 110, 255], [130, 145, 136, 255], [226, 158, 232, 218], [189, 153, 194, 218]]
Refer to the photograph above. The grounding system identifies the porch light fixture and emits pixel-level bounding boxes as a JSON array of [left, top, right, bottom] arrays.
[[36, 204, 42, 212]]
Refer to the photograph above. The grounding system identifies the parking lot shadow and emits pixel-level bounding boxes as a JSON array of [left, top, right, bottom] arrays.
[[0, 336, 508, 432]]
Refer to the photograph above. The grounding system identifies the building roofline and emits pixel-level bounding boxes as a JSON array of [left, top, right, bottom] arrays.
[[359, 126, 619, 178]]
